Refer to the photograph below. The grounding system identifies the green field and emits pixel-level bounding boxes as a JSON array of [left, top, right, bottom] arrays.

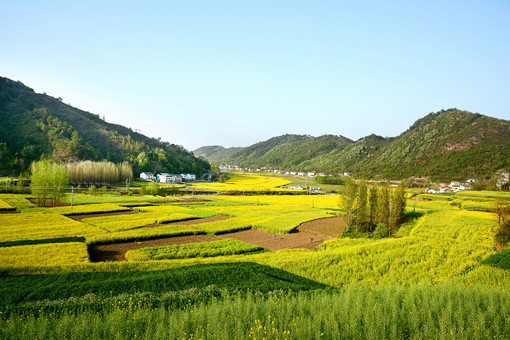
[[1, 181, 509, 338]]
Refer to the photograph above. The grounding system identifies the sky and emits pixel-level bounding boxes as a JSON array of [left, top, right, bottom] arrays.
[[1, 1, 509, 151]]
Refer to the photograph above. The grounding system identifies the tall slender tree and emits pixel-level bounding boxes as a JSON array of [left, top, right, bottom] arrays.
[[356, 181, 368, 232], [369, 185, 379, 231], [340, 177, 356, 231]]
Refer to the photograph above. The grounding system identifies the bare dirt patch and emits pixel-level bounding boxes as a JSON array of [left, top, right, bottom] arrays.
[[0, 210, 19, 214], [68, 210, 138, 221], [88, 216, 344, 261], [218, 216, 345, 251], [297, 216, 346, 240], [89, 235, 218, 262], [29, 198, 70, 207], [163, 215, 229, 225], [126, 215, 230, 231]]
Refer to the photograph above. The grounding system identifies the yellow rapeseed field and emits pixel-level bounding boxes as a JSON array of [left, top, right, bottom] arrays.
[[0, 213, 103, 242]]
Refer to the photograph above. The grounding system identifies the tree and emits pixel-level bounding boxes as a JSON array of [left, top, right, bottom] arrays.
[[378, 182, 390, 228], [356, 181, 368, 232], [388, 182, 406, 236], [369, 186, 379, 231], [495, 197, 510, 245], [340, 177, 356, 231], [30, 160, 69, 207]]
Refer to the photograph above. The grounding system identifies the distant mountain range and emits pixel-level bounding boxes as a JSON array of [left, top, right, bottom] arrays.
[[195, 109, 510, 181], [0, 76, 209, 175]]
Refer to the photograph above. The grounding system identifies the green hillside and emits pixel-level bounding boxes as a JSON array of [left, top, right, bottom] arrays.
[[193, 145, 243, 162], [199, 109, 509, 180], [0, 76, 209, 176]]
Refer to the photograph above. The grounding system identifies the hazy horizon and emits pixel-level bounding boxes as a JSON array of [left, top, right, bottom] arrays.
[[2, 1, 509, 151]]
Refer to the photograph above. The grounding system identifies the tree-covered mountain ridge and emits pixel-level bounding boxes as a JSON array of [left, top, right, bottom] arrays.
[[0, 76, 209, 175], [195, 109, 509, 181]]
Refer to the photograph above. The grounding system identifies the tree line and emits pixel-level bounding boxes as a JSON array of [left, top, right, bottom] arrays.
[[340, 178, 406, 237], [66, 161, 133, 185]]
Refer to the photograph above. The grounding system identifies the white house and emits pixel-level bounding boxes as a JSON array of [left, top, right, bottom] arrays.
[[307, 172, 315, 177], [181, 173, 196, 181], [290, 171, 297, 175], [466, 179, 478, 183], [297, 172, 306, 177], [343, 172, 352, 177], [159, 173, 183, 184], [318, 172, 326, 177], [140, 172, 155, 181]]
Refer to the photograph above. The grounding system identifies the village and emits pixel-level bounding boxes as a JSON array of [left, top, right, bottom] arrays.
[[139, 172, 198, 184], [218, 164, 510, 194]]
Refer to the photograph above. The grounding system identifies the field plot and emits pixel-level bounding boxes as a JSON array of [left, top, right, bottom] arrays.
[[0, 242, 89, 267], [0, 195, 37, 210], [0, 212, 102, 243], [47, 203, 131, 215], [0, 199, 15, 211], [89, 235, 218, 261], [191, 173, 295, 192], [218, 217, 345, 251], [126, 239, 262, 261]]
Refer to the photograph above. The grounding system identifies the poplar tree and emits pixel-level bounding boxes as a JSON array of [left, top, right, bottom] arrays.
[[356, 181, 368, 232], [369, 186, 379, 231], [378, 182, 390, 229], [340, 177, 356, 231]]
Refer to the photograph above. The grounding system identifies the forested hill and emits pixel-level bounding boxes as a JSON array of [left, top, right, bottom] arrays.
[[193, 145, 243, 162], [196, 109, 510, 181], [0, 76, 209, 175]]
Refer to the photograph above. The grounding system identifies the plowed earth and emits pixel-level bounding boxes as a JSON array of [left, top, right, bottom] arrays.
[[88, 216, 345, 261]]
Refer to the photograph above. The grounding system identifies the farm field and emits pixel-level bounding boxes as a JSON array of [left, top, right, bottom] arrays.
[[1, 182, 510, 338]]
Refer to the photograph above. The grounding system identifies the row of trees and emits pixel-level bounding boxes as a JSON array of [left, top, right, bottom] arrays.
[[66, 161, 133, 185], [340, 179, 406, 237]]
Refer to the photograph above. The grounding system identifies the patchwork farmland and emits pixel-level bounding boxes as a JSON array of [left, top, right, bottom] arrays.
[[1, 176, 510, 338]]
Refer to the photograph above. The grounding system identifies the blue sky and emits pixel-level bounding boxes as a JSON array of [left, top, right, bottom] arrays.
[[1, 1, 509, 151]]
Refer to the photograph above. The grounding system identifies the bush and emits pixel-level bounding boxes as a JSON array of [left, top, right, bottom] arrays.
[[373, 223, 389, 239]]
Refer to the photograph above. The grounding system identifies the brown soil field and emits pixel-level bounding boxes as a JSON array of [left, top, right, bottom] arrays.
[[29, 198, 70, 207], [89, 235, 218, 262], [88, 216, 345, 261], [218, 216, 345, 251], [128, 215, 230, 231], [0, 210, 19, 214], [68, 210, 138, 221]]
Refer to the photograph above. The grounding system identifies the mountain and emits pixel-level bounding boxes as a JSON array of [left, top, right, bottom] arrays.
[[197, 109, 510, 180], [193, 145, 243, 162], [0, 76, 209, 175]]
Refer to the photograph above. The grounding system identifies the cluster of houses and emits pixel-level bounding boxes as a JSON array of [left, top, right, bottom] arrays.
[[220, 165, 351, 178], [139, 172, 196, 184], [425, 179, 476, 194]]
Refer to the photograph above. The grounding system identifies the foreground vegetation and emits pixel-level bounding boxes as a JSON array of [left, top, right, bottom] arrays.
[[1, 284, 508, 339]]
